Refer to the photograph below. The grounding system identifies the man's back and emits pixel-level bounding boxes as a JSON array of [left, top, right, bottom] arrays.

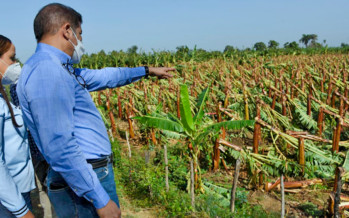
[[17, 43, 111, 160]]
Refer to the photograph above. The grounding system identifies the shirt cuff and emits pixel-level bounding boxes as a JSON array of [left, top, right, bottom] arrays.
[[10, 200, 29, 218], [133, 67, 146, 78], [83, 182, 110, 209]]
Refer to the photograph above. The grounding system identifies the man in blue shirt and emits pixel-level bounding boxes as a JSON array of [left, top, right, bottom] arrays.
[[17, 3, 174, 218]]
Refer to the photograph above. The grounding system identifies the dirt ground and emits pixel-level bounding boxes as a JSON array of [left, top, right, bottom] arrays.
[[203, 169, 333, 218], [121, 196, 157, 218]]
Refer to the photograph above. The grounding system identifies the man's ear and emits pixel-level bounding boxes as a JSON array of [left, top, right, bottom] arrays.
[[62, 23, 72, 40]]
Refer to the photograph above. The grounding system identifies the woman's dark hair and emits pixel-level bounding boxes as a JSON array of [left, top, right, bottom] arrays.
[[0, 35, 21, 128], [34, 3, 83, 42]]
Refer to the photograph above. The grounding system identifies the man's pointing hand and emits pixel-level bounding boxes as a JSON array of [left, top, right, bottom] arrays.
[[148, 67, 175, 79]]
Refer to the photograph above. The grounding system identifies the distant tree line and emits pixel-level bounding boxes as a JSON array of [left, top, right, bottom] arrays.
[[224, 34, 346, 52]]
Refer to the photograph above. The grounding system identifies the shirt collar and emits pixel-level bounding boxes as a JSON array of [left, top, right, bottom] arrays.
[[35, 43, 72, 64]]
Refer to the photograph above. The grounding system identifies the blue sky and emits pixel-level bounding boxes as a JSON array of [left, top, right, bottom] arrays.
[[1, 0, 349, 62]]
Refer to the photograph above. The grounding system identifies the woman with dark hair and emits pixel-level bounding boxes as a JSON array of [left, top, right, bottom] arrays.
[[0, 35, 35, 218]]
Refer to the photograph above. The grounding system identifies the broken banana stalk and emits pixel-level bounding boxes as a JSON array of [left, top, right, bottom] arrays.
[[218, 139, 242, 151], [266, 178, 323, 191]]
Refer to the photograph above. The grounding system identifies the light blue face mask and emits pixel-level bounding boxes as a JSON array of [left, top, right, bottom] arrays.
[[0, 59, 21, 85], [68, 27, 85, 64]]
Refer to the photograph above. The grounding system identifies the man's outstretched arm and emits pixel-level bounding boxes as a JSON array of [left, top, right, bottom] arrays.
[[77, 66, 174, 92]]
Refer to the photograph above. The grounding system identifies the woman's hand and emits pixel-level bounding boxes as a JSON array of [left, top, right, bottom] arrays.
[[21, 210, 35, 218]]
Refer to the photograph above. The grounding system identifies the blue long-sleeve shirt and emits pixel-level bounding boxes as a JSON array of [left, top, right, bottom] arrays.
[[16, 43, 146, 208], [0, 96, 35, 217]]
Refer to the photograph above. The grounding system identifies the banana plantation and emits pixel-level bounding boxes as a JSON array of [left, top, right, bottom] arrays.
[[80, 48, 349, 217]]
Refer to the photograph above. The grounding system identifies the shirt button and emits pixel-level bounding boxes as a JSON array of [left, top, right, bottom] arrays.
[[90, 200, 93, 203], [74, 189, 77, 192]]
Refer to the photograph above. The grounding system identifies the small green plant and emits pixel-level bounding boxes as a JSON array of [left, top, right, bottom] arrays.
[[298, 202, 323, 217]]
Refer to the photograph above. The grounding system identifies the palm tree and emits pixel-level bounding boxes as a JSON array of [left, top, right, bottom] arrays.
[[299, 34, 311, 48], [134, 85, 254, 210], [299, 34, 319, 48], [309, 34, 318, 42]]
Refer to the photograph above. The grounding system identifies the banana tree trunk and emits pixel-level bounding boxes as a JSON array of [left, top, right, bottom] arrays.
[[307, 94, 311, 116], [299, 137, 305, 166], [242, 83, 249, 120], [326, 80, 332, 105], [151, 129, 157, 145], [266, 178, 322, 191], [271, 93, 277, 110], [333, 100, 343, 153], [98, 91, 102, 105], [317, 107, 324, 137], [213, 139, 220, 171], [253, 104, 261, 154], [118, 90, 122, 119], [213, 103, 224, 172], [334, 167, 345, 218], [331, 92, 336, 108], [106, 90, 116, 133], [126, 105, 135, 138], [282, 92, 287, 116]]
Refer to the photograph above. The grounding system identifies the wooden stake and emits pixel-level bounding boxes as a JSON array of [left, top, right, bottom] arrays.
[[230, 159, 241, 213], [281, 174, 285, 218], [177, 87, 181, 119], [190, 156, 195, 211], [164, 144, 169, 192]]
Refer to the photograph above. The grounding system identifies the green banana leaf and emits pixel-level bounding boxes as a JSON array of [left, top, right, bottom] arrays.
[[203, 120, 255, 132], [193, 87, 210, 126], [133, 116, 184, 133], [180, 85, 194, 132]]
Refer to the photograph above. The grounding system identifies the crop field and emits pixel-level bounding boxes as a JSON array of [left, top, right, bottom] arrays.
[[80, 48, 349, 217]]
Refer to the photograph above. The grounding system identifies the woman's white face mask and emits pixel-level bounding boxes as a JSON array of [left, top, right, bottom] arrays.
[[68, 27, 85, 64], [0, 59, 21, 85]]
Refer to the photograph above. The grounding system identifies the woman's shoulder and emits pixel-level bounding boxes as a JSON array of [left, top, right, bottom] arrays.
[[0, 97, 6, 117], [0, 96, 11, 118]]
